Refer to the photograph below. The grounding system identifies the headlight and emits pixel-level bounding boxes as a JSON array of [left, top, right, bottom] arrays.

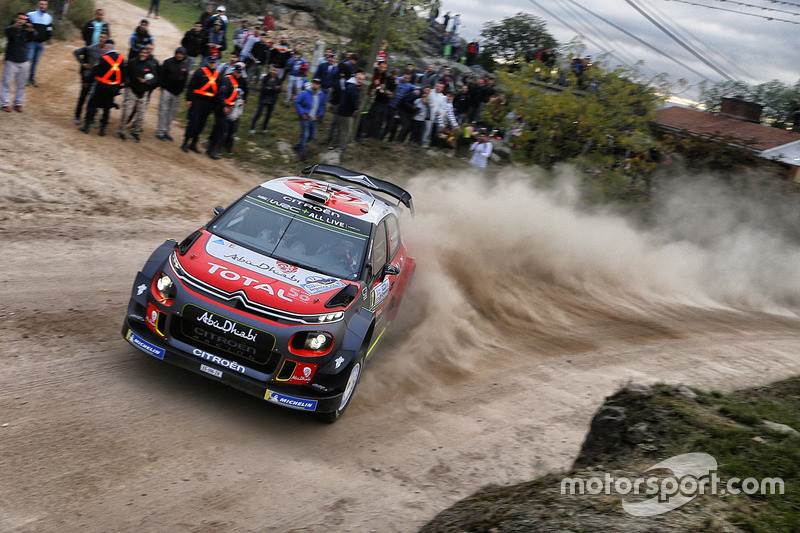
[[317, 312, 344, 323], [307, 333, 328, 350], [289, 331, 333, 356], [153, 272, 176, 303]]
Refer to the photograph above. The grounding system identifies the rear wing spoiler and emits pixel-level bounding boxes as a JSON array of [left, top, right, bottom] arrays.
[[301, 164, 414, 215]]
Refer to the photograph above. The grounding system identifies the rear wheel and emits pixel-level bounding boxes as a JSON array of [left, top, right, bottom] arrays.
[[317, 350, 364, 423]]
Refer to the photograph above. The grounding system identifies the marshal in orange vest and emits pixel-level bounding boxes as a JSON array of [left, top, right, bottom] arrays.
[[95, 53, 124, 85], [194, 67, 220, 98]]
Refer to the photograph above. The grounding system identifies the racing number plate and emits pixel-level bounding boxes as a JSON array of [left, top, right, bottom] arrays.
[[200, 364, 223, 378]]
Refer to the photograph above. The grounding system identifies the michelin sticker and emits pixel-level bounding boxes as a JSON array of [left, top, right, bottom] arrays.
[[264, 390, 318, 411], [126, 330, 165, 359]]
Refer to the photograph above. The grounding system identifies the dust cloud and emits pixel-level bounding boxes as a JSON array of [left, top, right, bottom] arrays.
[[363, 167, 800, 399]]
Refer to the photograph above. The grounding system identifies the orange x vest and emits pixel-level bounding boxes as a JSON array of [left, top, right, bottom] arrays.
[[193, 67, 219, 98], [95, 53, 124, 85], [223, 74, 239, 106]]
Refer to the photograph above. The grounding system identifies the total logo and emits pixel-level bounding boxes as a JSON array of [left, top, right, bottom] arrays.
[[207, 262, 296, 302]]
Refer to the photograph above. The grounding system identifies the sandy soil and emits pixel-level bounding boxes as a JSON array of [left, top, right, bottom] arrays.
[[2, 3, 800, 532]]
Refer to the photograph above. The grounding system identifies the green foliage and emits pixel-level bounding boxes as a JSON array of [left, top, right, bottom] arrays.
[[495, 63, 660, 200], [479, 12, 557, 63], [63, 0, 95, 30], [1, 1, 34, 29], [699, 78, 800, 127], [0, 0, 95, 44], [659, 378, 800, 532], [331, 0, 427, 59]]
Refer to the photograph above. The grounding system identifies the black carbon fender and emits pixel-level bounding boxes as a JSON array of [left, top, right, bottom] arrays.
[[140, 239, 177, 279], [316, 308, 374, 378], [128, 240, 177, 306]]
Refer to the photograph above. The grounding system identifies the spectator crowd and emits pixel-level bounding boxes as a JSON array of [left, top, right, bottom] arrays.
[[3, 2, 501, 169]]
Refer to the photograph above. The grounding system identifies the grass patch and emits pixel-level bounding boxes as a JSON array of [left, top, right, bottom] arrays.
[[625, 380, 800, 532], [123, 0, 203, 32]]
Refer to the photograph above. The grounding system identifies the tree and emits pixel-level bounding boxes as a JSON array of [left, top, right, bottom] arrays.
[[480, 12, 557, 64], [699, 79, 800, 127], [497, 63, 661, 200]]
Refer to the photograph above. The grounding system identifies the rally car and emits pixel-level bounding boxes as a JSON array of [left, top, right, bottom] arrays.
[[122, 165, 415, 422]]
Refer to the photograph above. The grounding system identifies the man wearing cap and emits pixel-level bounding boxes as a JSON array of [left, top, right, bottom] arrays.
[[202, 18, 226, 68], [156, 46, 189, 141], [285, 50, 308, 104], [129, 19, 154, 60], [213, 62, 248, 157], [205, 6, 228, 32], [79, 39, 124, 136], [182, 55, 220, 154], [117, 45, 159, 142], [293, 77, 326, 161]]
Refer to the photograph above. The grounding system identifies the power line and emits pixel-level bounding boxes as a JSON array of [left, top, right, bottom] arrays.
[[663, 0, 800, 24], [680, 0, 800, 16], [547, 0, 712, 80], [552, 0, 642, 66], [523, 0, 638, 69], [639, 0, 751, 81], [625, 0, 736, 80]]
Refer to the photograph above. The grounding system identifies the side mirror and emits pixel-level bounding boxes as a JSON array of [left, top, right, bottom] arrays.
[[380, 263, 400, 281], [213, 206, 226, 216]]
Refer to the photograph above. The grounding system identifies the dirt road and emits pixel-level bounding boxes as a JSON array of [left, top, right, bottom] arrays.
[[2, 3, 800, 532]]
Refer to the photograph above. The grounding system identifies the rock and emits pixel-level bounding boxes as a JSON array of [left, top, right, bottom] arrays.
[[626, 422, 649, 444], [763, 420, 800, 437], [319, 150, 341, 165], [276, 141, 294, 153], [492, 142, 512, 162], [624, 382, 653, 398], [677, 385, 697, 399], [575, 406, 627, 466]]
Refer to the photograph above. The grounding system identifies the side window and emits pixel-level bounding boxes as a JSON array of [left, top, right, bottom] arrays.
[[386, 215, 400, 259], [371, 220, 388, 273]]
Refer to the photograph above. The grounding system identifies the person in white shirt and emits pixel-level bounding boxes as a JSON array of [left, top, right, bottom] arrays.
[[470, 130, 493, 173], [26, 0, 53, 87]]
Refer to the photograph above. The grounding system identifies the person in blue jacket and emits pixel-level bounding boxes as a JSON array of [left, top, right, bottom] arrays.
[[293, 78, 326, 161]]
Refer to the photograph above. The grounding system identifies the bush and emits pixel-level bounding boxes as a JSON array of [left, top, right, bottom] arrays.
[[0, 0, 94, 45]]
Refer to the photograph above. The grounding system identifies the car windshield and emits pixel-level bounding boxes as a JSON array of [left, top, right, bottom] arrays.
[[209, 193, 370, 281]]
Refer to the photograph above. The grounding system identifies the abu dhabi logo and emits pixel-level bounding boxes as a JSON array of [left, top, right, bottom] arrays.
[[560, 452, 784, 517]]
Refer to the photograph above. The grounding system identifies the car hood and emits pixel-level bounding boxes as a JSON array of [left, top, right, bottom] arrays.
[[176, 231, 351, 314]]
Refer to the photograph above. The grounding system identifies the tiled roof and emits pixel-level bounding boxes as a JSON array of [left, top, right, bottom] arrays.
[[654, 106, 800, 151]]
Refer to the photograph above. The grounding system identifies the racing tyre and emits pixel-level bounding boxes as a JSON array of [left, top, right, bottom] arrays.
[[318, 350, 364, 423]]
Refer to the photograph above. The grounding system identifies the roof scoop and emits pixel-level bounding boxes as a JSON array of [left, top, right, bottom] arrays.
[[303, 188, 331, 204]]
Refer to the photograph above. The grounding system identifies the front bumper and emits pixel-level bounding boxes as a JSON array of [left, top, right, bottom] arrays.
[[122, 319, 346, 413]]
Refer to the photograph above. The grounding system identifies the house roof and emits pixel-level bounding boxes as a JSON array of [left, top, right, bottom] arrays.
[[655, 106, 800, 152]]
